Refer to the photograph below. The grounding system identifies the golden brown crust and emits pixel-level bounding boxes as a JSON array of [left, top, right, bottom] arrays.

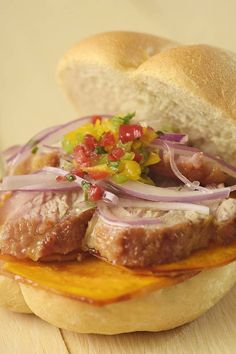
[[58, 31, 236, 121], [137, 44, 236, 120], [58, 31, 177, 71]]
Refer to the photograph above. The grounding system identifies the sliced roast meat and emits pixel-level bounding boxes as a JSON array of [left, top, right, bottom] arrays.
[[84, 198, 236, 267], [0, 190, 94, 260], [149, 151, 228, 186], [9, 151, 60, 175]]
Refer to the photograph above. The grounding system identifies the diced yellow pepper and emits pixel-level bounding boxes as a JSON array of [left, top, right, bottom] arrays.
[[121, 160, 141, 180], [112, 173, 129, 183], [138, 176, 155, 185], [141, 127, 157, 144], [63, 118, 119, 152], [95, 119, 116, 138], [144, 152, 160, 166], [64, 123, 96, 144], [82, 164, 114, 175], [132, 140, 142, 150]]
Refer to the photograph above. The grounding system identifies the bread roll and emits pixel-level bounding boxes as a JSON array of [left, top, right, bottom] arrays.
[[58, 31, 236, 163], [20, 262, 236, 334], [0, 275, 31, 313]]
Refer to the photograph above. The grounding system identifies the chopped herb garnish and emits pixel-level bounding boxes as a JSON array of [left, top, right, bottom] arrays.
[[95, 146, 106, 154], [62, 139, 74, 153], [122, 112, 136, 124], [81, 181, 91, 201], [112, 112, 135, 126], [76, 132, 84, 144], [81, 181, 91, 190], [31, 146, 38, 154], [65, 174, 76, 182], [97, 154, 108, 165], [117, 141, 133, 151], [109, 161, 120, 170], [121, 152, 135, 161], [156, 130, 164, 136]]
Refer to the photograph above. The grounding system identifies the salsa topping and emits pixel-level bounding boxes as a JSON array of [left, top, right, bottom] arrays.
[[2, 113, 236, 206], [62, 113, 160, 191], [81, 181, 104, 202]]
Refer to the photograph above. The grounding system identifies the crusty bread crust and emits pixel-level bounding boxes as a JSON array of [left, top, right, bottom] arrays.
[[58, 31, 177, 72]]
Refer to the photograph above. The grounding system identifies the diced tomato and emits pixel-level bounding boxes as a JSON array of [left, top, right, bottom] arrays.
[[71, 168, 85, 178], [133, 151, 142, 163], [108, 147, 125, 161], [100, 132, 116, 147], [119, 124, 143, 143], [84, 134, 97, 151], [56, 175, 66, 182], [87, 170, 111, 180], [73, 145, 91, 167], [88, 184, 104, 201], [91, 115, 102, 124]]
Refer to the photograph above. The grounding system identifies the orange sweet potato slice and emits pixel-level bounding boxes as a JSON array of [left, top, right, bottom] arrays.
[[0, 256, 193, 306], [1, 241, 235, 305]]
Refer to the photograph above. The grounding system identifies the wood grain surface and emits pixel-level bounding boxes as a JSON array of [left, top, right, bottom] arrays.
[[0, 285, 235, 354]]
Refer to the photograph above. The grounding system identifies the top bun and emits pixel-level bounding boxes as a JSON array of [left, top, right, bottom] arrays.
[[57, 31, 236, 163]]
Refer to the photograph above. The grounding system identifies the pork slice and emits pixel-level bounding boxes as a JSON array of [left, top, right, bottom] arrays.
[[9, 151, 60, 175], [150, 152, 228, 186], [84, 199, 236, 267], [0, 190, 94, 260]]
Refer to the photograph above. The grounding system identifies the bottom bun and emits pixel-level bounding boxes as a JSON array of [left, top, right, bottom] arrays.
[[0, 275, 32, 313], [19, 262, 236, 334]]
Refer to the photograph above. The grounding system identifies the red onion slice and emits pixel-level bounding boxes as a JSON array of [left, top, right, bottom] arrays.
[[41, 145, 64, 153], [10, 115, 112, 169], [42, 167, 118, 205], [118, 198, 210, 215], [158, 140, 208, 192], [0, 182, 81, 192], [10, 124, 62, 167], [159, 133, 188, 144], [97, 203, 161, 227], [0, 173, 81, 192], [2, 174, 57, 190], [1, 145, 22, 164], [108, 180, 230, 202]]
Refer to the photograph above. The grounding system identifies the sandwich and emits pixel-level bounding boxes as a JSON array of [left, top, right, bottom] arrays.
[[0, 31, 236, 335]]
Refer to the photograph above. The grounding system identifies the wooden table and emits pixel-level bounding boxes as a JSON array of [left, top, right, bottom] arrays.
[[0, 285, 235, 354]]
